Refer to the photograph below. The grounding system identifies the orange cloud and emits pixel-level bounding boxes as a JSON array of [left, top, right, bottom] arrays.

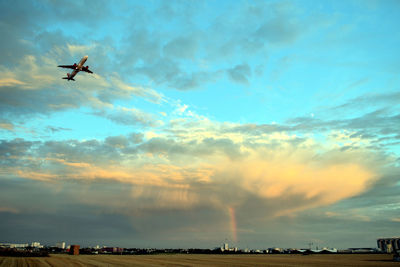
[[16, 170, 59, 182], [46, 158, 91, 168], [0, 122, 14, 130], [217, 151, 374, 216], [0, 78, 26, 87]]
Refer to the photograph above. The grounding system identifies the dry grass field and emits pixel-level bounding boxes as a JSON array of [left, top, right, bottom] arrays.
[[0, 253, 398, 267]]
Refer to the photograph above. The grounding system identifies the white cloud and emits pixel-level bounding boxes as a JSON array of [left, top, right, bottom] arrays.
[[67, 44, 96, 56]]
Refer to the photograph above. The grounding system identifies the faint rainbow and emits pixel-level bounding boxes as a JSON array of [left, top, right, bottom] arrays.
[[228, 206, 237, 243]]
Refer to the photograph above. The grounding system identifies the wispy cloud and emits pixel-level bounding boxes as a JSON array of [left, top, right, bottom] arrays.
[[0, 51, 164, 128], [0, 207, 19, 214]]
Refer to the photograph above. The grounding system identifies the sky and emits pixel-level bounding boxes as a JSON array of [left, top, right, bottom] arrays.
[[0, 0, 399, 249]]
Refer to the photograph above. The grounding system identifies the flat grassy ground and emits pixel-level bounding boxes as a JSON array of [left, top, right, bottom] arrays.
[[0, 253, 398, 267]]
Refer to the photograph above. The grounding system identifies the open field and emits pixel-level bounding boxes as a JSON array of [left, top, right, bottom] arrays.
[[0, 254, 398, 267]]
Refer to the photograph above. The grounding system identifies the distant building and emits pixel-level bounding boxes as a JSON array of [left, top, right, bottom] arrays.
[[0, 243, 28, 248], [348, 248, 377, 253], [101, 247, 123, 254], [219, 243, 238, 252], [268, 247, 283, 254], [377, 238, 400, 253], [69, 245, 80, 255], [9, 243, 28, 248], [56, 242, 66, 249], [31, 242, 43, 248], [320, 248, 338, 253]]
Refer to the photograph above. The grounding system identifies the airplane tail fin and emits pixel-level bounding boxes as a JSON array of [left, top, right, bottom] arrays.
[[63, 77, 75, 81], [62, 73, 75, 81]]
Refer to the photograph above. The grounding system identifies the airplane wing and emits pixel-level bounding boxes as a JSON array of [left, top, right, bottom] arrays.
[[58, 65, 76, 69], [82, 68, 93, 74]]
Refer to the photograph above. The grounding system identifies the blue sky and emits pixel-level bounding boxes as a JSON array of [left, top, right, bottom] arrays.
[[0, 0, 399, 249]]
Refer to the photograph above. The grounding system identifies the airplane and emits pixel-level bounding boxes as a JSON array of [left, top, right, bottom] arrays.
[[58, 55, 93, 81]]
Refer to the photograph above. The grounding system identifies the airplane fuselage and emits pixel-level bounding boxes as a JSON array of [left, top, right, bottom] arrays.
[[76, 55, 88, 70], [69, 56, 88, 79]]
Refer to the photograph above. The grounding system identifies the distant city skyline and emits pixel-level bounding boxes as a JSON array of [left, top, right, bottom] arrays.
[[0, 0, 399, 249], [0, 240, 362, 252]]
